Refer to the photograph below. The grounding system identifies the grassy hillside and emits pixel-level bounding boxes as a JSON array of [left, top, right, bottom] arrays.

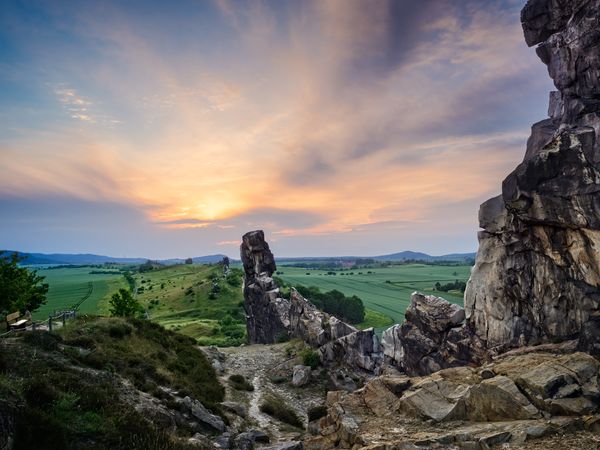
[[32, 267, 127, 319], [131, 264, 246, 346], [0, 316, 223, 449], [276, 264, 471, 326]]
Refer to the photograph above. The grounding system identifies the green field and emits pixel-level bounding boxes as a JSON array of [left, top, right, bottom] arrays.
[[276, 264, 472, 328], [30, 262, 471, 343], [132, 264, 246, 346], [32, 267, 127, 319]]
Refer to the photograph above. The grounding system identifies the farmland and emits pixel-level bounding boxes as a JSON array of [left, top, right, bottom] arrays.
[[275, 264, 472, 329], [32, 267, 127, 319], [30, 261, 472, 343], [130, 264, 246, 346]]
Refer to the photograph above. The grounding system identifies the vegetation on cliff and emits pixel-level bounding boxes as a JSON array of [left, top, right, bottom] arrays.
[[0, 316, 223, 449]]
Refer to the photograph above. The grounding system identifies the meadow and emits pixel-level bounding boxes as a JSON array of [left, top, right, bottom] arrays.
[[276, 264, 472, 329], [32, 267, 127, 319], [31, 262, 472, 343], [131, 264, 246, 346]]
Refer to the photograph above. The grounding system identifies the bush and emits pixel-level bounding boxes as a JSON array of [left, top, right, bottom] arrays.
[[259, 395, 303, 428], [307, 405, 328, 422], [228, 374, 254, 391], [300, 348, 320, 369], [108, 323, 133, 339], [109, 289, 142, 317], [22, 331, 63, 351], [269, 375, 287, 384], [294, 285, 365, 324]]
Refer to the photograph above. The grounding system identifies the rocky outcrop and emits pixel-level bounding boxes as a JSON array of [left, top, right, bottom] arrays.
[[292, 365, 311, 387], [289, 288, 383, 372], [241, 231, 290, 344], [465, 0, 600, 352], [305, 351, 600, 449], [382, 292, 485, 376], [241, 230, 382, 372]]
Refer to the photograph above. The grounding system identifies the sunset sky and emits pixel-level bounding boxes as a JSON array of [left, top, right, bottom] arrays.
[[0, 0, 553, 259]]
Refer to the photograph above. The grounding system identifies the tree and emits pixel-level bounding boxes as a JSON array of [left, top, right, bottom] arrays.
[[185, 258, 193, 265], [109, 289, 142, 317], [0, 252, 48, 314]]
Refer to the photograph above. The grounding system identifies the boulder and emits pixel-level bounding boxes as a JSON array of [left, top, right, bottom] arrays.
[[464, 376, 540, 421], [234, 430, 269, 450], [261, 443, 303, 450], [399, 378, 469, 422], [515, 352, 600, 415], [381, 292, 482, 375], [220, 401, 247, 417], [292, 365, 311, 387], [181, 396, 226, 432]]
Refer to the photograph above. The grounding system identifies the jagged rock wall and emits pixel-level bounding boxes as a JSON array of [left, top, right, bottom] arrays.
[[241, 230, 383, 371], [465, 0, 600, 351]]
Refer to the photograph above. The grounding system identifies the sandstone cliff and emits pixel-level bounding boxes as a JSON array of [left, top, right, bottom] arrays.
[[465, 0, 600, 354]]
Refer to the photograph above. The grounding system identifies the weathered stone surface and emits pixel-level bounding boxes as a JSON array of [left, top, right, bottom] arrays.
[[234, 430, 269, 450], [241, 230, 383, 372], [515, 352, 600, 416], [292, 365, 311, 387], [220, 401, 247, 418], [382, 292, 483, 376], [464, 376, 540, 421], [399, 378, 469, 422], [241, 231, 290, 344], [320, 327, 383, 373], [465, 0, 600, 353], [307, 352, 600, 448], [261, 442, 303, 450], [181, 396, 226, 432], [289, 288, 356, 347]]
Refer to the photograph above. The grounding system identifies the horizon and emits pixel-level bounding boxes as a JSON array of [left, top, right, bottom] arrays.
[[7, 246, 477, 261], [0, 0, 553, 259]]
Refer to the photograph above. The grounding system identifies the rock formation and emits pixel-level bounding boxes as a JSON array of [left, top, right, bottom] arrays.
[[382, 293, 485, 376], [241, 230, 382, 372], [465, 0, 600, 351], [306, 350, 600, 449], [241, 230, 290, 344]]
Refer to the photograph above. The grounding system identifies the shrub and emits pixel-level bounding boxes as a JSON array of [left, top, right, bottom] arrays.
[[259, 395, 303, 428], [269, 375, 287, 384], [108, 323, 133, 339], [300, 348, 320, 369], [22, 331, 63, 351], [307, 405, 328, 422], [276, 332, 290, 343], [228, 374, 254, 391]]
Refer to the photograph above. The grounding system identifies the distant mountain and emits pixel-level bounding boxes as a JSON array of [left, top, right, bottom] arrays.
[[4, 251, 232, 266], [373, 251, 476, 262], [160, 255, 230, 265], [276, 251, 476, 264]]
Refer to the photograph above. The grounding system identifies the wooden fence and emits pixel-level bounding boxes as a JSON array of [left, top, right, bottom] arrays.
[[0, 310, 77, 338]]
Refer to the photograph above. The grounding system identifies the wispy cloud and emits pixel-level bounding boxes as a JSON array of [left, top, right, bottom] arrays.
[[0, 0, 553, 256]]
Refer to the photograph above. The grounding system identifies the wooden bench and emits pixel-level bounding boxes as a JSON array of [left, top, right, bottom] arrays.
[[6, 311, 28, 331]]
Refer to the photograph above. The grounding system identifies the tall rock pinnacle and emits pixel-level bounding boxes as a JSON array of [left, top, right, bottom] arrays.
[[465, 0, 600, 354]]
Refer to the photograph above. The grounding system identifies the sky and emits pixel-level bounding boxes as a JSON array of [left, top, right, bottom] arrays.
[[0, 0, 554, 259]]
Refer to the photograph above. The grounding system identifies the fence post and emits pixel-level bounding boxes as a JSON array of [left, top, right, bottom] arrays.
[[62, 314, 66, 327], [32, 322, 36, 331], [48, 316, 52, 332]]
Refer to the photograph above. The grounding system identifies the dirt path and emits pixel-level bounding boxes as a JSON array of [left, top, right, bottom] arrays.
[[218, 343, 327, 444]]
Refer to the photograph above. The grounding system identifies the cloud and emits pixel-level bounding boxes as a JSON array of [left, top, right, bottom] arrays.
[[0, 0, 555, 257]]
